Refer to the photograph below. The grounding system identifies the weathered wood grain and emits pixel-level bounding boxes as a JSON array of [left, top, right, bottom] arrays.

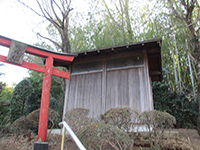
[[64, 56, 153, 119]]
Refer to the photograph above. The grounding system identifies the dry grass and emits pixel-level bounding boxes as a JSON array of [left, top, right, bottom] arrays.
[[0, 129, 199, 150]]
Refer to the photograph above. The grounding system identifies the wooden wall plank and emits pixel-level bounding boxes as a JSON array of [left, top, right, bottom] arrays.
[[64, 73, 102, 118], [128, 68, 141, 112], [64, 55, 154, 119]]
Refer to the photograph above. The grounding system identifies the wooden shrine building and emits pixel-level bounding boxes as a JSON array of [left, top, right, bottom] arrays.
[[63, 39, 162, 118]]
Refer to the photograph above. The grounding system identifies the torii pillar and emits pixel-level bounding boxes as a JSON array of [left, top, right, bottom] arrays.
[[0, 35, 75, 141]]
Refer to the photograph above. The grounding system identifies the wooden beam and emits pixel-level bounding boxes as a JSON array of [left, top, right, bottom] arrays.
[[26, 46, 74, 62], [0, 36, 74, 63], [0, 36, 11, 47], [38, 56, 53, 141], [0, 55, 70, 79], [0, 35, 75, 142]]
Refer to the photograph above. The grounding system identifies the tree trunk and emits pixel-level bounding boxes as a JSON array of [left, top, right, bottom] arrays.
[[124, 0, 133, 43]]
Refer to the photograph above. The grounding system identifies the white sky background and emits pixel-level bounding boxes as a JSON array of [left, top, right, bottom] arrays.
[[0, 0, 151, 87], [0, 0, 89, 87]]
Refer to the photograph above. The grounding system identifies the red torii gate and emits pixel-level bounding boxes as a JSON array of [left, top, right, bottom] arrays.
[[0, 35, 75, 141]]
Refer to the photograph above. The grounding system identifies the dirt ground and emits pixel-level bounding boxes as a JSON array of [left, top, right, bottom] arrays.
[[177, 129, 200, 150], [0, 129, 199, 150]]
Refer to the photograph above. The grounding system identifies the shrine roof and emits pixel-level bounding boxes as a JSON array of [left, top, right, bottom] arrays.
[[72, 38, 162, 81], [0, 35, 76, 57]]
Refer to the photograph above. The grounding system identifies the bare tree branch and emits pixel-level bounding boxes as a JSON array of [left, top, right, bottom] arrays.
[[17, 0, 43, 17], [167, 0, 185, 20], [51, 0, 63, 25], [37, 33, 62, 49], [43, 8, 62, 29], [186, 50, 198, 64], [102, 0, 120, 27]]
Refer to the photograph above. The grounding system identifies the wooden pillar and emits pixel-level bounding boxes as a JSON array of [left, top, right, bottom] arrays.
[[38, 56, 54, 141]]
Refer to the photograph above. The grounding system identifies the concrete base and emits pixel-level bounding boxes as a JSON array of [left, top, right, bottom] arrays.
[[47, 128, 179, 139], [47, 129, 62, 135], [34, 142, 48, 150]]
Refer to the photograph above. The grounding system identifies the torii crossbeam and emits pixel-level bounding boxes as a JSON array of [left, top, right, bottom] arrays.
[[0, 35, 76, 141]]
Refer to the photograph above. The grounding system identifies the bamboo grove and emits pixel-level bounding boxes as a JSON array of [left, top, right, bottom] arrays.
[[0, 0, 199, 133]]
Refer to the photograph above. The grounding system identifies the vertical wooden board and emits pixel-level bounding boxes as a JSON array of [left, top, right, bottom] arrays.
[[149, 78, 154, 110], [119, 70, 129, 107], [106, 71, 119, 111], [128, 68, 141, 112], [83, 74, 91, 115], [106, 68, 145, 113], [139, 68, 145, 112], [101, 60, 106, 114], [91, 73, 103, 117], [65, 73, 102, 118], [73, 75, 79, 108], [63, 79, 71, 120], [66, 76, 77, 111], [106, 69, 131, 110], [77, 75, 85, 108], [138, 67, 152, 112], [80, 73, 102, 117], [95, 73, 102, 116], [105, 71, 111, 111], [143, 50, 153, 111], [114, 71, 119, 108]]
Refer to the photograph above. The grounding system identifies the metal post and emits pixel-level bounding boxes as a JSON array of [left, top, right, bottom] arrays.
[[59, 122, 86, 150], [38, 56, 54, 141], [61, 127, 65, 150]]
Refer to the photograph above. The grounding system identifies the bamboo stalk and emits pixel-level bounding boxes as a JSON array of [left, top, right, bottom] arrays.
[[174, 35, 182, 93], [186, 39, 196, 99], [171, 47, 179, 92]]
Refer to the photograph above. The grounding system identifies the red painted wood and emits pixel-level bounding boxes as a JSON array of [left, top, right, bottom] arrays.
[[0, 55, 70, 79], [0, 37, 11, 48], [0, 36, 75, 142], [52, 68, 70, 79], [0, 36, 74, 63], [26, 46, 74, 62], [38, 56, 53, 141]]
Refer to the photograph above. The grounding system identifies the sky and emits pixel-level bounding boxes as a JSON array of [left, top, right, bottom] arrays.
[[0, 0, 149, 87], [0, 0, 41, 86], [0, 0, 89, 87]]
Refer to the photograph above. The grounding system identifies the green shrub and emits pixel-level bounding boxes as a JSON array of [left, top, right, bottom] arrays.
[[153, 67, 198, 128], [139, 110, 176, 149], [78, 122, 133, 150], [11, 117, 31, 135], [0, 125, 11, 135], [10, 109, 59, 135], [65, 108, 94, 133], [26, 109, 59, 133], [101, 107, 139, 133], [10, 79, 33, 123]]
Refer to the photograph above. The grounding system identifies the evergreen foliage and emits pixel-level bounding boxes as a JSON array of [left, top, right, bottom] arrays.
[[11, 109, 59, 135], [0, 86, 13, 125], [3, 0, 198, 132], [26, 71, 65, 121], [10, 79, 33, 123], [140, 110, 176, 149], [0, 81, 6, 94], [78, 122, 132, 150], [101, 107, 139, 133], [153, 67, 199, 128]]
